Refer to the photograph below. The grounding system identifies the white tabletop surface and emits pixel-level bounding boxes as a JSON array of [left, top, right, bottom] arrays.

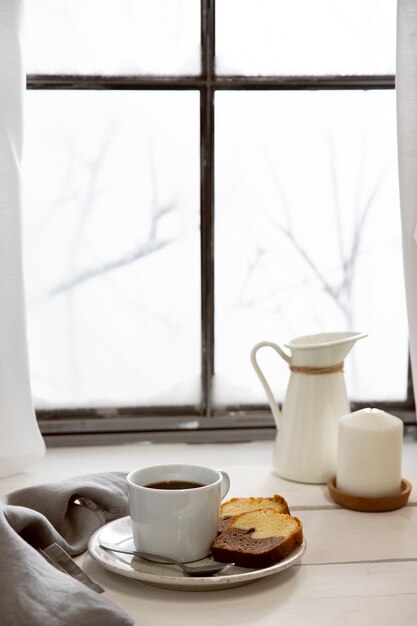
[[1, 434, 417, 626]]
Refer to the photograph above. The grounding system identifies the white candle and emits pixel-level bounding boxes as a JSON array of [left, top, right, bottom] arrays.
[[336, 408, 403, 497]]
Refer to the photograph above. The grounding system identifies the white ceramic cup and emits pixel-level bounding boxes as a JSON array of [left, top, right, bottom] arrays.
[[127, 464, 230, 563]]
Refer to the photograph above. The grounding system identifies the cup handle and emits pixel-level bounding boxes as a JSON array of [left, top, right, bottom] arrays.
[[218, 469, 230, 499]]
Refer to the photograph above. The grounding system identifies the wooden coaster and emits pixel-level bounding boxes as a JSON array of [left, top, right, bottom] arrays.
[[327, 476, 412, 512]]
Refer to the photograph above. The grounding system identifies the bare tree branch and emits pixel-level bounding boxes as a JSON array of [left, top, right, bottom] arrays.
[[238, 100, 384, 329], [46, 119, 177, 297], [49, 236, 172, 296]]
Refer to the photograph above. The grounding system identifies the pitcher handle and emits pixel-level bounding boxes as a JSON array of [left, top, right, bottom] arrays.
[[250, 341, 290, 428]]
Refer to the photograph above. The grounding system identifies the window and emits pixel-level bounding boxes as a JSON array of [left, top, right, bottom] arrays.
[[23, 0, 412, 445]]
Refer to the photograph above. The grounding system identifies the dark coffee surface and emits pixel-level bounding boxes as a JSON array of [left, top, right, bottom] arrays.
[[144, 480, 205, 490]]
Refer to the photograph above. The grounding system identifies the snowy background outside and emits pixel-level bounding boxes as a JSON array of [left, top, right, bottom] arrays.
[[21, 0, 407, 409]]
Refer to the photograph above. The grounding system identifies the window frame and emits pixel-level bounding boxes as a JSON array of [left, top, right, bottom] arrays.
[[27, 0, 415, 446]]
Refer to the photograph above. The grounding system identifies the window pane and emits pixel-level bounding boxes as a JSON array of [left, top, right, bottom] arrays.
[[23, 91, 200, 408], [216, 0, 396, 76], [214, 90, 406, 405], [24, 0, 200, 75]]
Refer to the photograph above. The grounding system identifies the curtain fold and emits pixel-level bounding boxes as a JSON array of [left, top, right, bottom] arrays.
[[397, 0, 417, 414], [0, 0, 45, 476]]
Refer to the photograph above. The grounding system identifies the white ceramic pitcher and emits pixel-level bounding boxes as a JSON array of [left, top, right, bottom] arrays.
[[251, 331, 367, 484]]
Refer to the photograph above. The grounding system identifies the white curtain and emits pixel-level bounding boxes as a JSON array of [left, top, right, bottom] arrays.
[[0, 0, 45, 476], [397, 0, 417, 414]]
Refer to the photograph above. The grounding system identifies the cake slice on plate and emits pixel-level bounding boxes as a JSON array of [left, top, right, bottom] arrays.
[[212, 508, 303, 568], [218, 495, 290, 532]]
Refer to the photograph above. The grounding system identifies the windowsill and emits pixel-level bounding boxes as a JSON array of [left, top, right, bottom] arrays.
[[37, 409, 417, 447]]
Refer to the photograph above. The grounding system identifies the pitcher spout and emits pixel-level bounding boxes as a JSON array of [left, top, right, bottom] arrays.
[[285, 331, 367, 368]]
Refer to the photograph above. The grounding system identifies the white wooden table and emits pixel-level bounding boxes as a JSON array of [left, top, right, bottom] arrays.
[[1, 434, 417, 625]]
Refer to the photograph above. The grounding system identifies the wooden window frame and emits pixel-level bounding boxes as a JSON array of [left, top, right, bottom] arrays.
[[27, 0, 415, 446]]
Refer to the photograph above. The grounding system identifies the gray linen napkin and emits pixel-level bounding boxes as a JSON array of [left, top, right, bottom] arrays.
[[0, 472, 134, 626]]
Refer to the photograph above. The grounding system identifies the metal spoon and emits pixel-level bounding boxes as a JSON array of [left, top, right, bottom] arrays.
[[99, 541, 234, 577]]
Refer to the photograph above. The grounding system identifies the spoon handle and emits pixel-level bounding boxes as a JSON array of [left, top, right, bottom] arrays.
[[100, 541, 178, 565]]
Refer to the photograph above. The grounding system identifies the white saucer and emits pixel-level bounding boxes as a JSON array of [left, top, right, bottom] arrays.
[[88, 516, 306, 591]]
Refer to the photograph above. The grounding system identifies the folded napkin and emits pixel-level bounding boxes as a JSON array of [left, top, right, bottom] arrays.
[[0, 472, 134, 626]]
